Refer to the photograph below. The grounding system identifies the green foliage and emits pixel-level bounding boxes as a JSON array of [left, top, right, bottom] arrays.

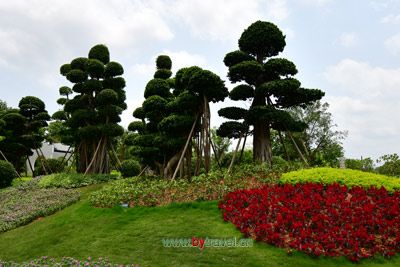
[[0, 97, 49, 171], [376, 154, 400, 177], [345, 157, 374, 172], [88, 44, 110, 64], [187, 69, 228, 102], [219, 20, 324, 164], [0, 179, 80, 232], [86, 59, 105, 78], [144, 78, 170, 98], [38, 173, 119, 189], [70, 57, 88, 70], [120, 159, 141, 178], [273, 101, 347, 167], [128, 121, 145, 133], [66, 69, 88, 83], [229, 84, 254, 101], [132, 107, 145, 120], [281, 167, 400, 192], [218, 107, 247, 120], [154, 69, 172, 79], [217, 121, 248, 139], [59, 64, 71, 76], [223, 50, 255, 67], [33, 157, 66, 176], [104, 61, 124, 77], [228, 61, 264, 85], [238, 20, 286, 59], [89, 166, 278, 208], [156, 55, 172, 70], [0, 160, 17, 189], [56, 44, 127, 173]]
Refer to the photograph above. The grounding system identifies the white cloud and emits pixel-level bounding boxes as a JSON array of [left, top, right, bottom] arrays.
[[385, 33, 400, 55], [324, 59, 400, 158], [299, 0, 332, 6], [381, 14, 400, 24], [168, 0, 288, 41], [0, 0, 174, 75], [338, 32, 358, 47]]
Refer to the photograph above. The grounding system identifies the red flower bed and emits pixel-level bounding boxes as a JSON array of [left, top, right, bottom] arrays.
[[219, 183, 400, 262]]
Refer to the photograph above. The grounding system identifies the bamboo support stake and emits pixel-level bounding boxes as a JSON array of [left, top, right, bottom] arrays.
[[84, 137, 103, 175], [172, 116, 198, 180], [0, 150, 21, 178], [287, 131, 309, 166], [226, 134, 243, 176]]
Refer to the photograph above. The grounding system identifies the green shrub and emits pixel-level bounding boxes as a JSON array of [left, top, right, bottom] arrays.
[[120, 159, 141, 178], [0, 160, 17, 189], [0, 180, 80, 232], [39, 173, 119, 189], [34, 157, 66, 176], [90, 166, 279, 208], [281, 167, 400, 192]]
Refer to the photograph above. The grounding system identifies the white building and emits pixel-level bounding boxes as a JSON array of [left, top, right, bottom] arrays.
[[26, 142, 72, 175]]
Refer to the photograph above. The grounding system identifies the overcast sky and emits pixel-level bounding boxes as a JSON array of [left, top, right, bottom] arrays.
[[0, 0, 399, 160]]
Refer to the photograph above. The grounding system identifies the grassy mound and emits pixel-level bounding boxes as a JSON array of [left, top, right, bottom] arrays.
[[281, 168, 400, 192]]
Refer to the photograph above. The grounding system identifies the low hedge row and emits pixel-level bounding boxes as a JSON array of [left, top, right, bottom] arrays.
[[281, 167, 400, 192], [0, 180, 80, 233], [38, 173, 119, 189]]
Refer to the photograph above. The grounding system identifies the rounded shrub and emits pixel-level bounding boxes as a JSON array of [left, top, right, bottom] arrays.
[[88, 44, 110, 64], [120, 159, 141, 178], [104, 61, 124, 77], [156, 55, 172, 70], [0, 160, 17, 188]]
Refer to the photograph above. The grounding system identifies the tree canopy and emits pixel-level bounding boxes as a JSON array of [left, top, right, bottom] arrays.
[[218, 21, 324, 165], [54, 44, 126, 174]]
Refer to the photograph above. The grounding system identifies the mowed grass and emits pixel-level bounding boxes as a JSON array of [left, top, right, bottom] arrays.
[[0, 185, 399, 267]]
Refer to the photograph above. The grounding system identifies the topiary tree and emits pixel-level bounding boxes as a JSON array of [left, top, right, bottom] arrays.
[[218, 21, 324, 165], [129, 55, 227, 178], [55, 44, 126, 174], [0, 97, 49, 173], [0, 160, 17, 188]]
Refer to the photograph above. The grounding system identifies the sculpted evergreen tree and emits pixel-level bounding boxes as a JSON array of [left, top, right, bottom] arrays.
[[0, 97, 49, 171], [56, 44, 126, 174], [129, 55, 227, 178], [218, 21, 324, 164]]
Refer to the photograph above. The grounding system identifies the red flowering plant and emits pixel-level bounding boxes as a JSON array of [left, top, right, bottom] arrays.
[[219, 183, 400, 262]]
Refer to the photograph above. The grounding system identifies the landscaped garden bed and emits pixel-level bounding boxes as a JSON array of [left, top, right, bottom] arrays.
[[89, 166, 279, 208], [219, 182, 400, 262], [0, 180, 80, 232], [0, 256, 138, 267]]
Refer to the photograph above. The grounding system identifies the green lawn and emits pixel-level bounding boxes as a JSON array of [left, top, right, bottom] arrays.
[[0, 185, 399, 267]]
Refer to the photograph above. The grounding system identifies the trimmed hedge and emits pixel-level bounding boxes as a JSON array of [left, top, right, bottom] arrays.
[[281, 167, 400, 192]]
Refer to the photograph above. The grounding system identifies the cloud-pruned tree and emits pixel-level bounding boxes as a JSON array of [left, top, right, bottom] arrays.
[[0, 97, 49, 172], [218, 21, 324, 165], [129, 55, 227, 178], [55, 44, 126, 174]]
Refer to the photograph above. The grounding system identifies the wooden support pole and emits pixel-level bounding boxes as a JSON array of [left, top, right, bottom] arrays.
[[226, 134, 243, 176], [287, 131, 309, 166], [0, 150, 21, 178], [172, 116, 198, 180]]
